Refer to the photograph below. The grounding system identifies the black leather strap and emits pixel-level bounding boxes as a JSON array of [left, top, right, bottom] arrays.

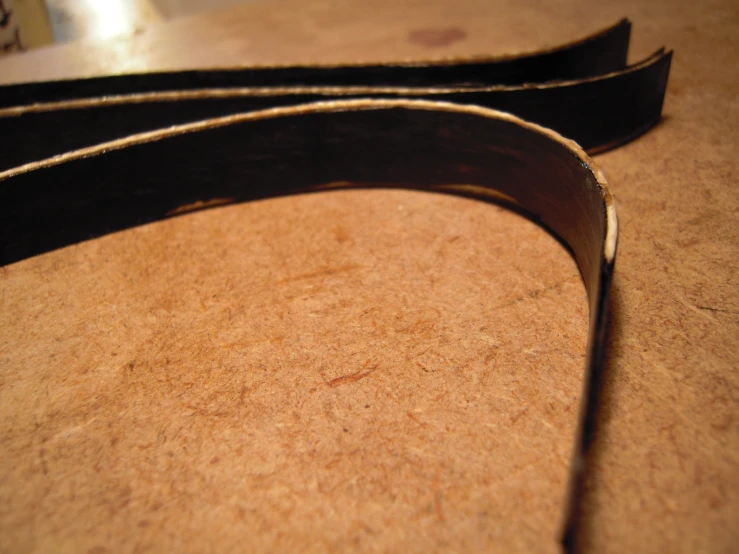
[[0, 99, 617, 552], [0, 20, 671, 171], [0, 20, 672, 552]]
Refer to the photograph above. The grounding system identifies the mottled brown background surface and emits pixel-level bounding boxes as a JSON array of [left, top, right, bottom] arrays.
[[1, 0, 737, 552]]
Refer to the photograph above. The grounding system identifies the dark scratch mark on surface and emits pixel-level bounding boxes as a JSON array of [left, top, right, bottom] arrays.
[[698, 306, 739, 315], [327, 360, 378, 388]]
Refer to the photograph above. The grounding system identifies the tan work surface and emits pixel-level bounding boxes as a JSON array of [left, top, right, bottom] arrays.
[[1, 0, 737, 552]]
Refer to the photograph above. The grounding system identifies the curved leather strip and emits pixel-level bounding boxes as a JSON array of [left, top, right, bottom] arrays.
[[0, 99, 617, 551], [0, 19, 630, 107], [0, 49, 671, 170]]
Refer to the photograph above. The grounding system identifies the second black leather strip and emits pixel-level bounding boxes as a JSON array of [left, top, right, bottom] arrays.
[[0, 50, 671, 171]]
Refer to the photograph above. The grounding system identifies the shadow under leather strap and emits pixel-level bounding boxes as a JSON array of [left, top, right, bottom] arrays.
[[0, 19, 671, 171], [0, 99, 616, 552]]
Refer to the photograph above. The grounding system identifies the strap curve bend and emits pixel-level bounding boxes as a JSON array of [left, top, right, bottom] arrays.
[[0, 99, 616, 552]]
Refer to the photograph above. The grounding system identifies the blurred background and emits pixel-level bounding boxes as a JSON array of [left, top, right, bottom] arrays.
[[1, 0, 257, 53]]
